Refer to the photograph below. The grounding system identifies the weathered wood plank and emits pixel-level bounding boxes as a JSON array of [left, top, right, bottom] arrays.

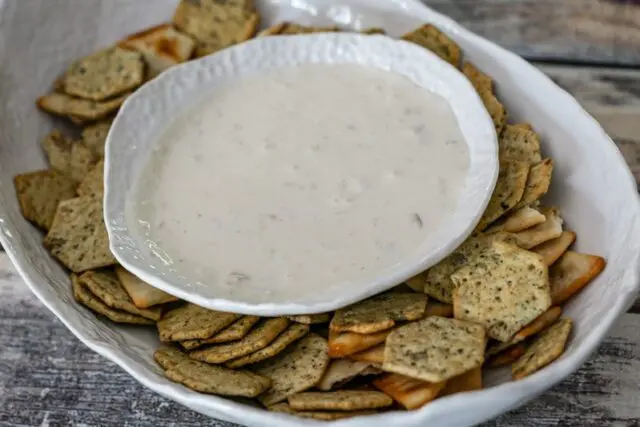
[[424, 0, 640, 66], [0, 263, 638, 426]]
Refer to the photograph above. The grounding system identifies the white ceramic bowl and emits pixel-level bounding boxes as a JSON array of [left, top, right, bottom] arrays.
[[104, 32, 498, 315], [0, 1, 638, 426]]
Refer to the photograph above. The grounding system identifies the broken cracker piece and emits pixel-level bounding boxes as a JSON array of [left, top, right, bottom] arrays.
[[330, 292, 427, 334], [44, 196, 117, 272], [512, 318, 573, 379], [157, 303, 240, 342], [14, 169, 77, 230], [384, 316, 486, 382], [550, 251, 606, 305], [255, 333, 330, 406], [373, 373, 445, 410], [451, 241, 551, 342]]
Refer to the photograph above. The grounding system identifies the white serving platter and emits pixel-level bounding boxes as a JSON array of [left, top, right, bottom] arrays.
[[0, 1, 638, 426]]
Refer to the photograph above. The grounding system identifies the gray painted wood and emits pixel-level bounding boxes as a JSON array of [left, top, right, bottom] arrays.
[[424, 0, 640, 66]]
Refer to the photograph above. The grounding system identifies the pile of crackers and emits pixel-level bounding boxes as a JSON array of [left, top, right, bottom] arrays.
[[13, 0, 606, 421]]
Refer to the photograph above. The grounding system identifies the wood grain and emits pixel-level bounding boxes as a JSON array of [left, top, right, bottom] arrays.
[[424, 0, 640, 66]]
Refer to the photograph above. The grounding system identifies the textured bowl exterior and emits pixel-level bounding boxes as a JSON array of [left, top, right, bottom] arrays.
[[0, 0, 638, 426], [104, 33, 498, 315]]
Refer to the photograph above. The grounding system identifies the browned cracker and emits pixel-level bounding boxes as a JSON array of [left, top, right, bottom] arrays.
[[532, 231, 577, 266], [157, 303, 241, 342], [512, 207, 563, 249], [476, 161, 530, 231], [349, 344, 385, 365], [62, 47, 144, 101], [550, 251, 606, 305], [269, 403, 377, 421], [42, 130, 95, 183], [114, 265, 178, 309], [226, 323, 309, 368], [316, 359, 376, 391], [463, 62, 493, 93], [512, 318, 573, 380], [486, 206, 546, 234], [499, 124, 543, 165], [189, 317, 290, 363], [71, 274, 153, 325], [384, 316, 486, 382], [330, 292, 427, 334], [441, 367, 483, 396], [515, 158, 554, 210], [425, 301, 454, 318], [288, 390, 393, 411], [452, 241, 551, 342], [257, 22, 287, 37], [82, 119, 113, 159], [173, 0, 259, 57], [255, 333, 330, 406], [79, 270, 162, 321], [372, 373, 445, 410], [77, 159, 104, 198], [43, 196, 117, 273], [288, 313, 331, 324], [14, 169, 76, 230], [37, 92, 129, 122], [181, 315, 261, 350], [328, 327, 391, 359], [411, 232, 518, 304], [486, 342, 527, 368], [165, 359, 271, 397], [119, 24, 195, 78], [154, 347, 189, 370], [402, 24, 460, 67]]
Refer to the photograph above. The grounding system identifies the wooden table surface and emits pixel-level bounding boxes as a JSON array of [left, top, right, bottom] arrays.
[[2, 1, 640, 426]]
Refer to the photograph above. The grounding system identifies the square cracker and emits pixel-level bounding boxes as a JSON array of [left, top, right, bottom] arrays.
[[226, 323, 309, 368], [330, 293, 427, 334], [62, 47, 144, 101], [410, 232, 519, 304], [181, 315, 261, 350], [71, 274, 153, 325], [328, 328, 391, 358], [532, 231, 577, 266], [114, 265, 178, 308], [288, 390, 392, 411], [373, 373, 445, 410], [451, 241, 551, 342], [43, 196, 117, 273], [37, 92, 129, 122], [165, 359, 271, 397], [119, 24, 195, 78], [268, 403, 376, 420], [550, 251, 606, 305], [476, 161, 530, 231], [288, 313, 331, 324], [254, 333, 330, 406], [486, 206, 546, 234], [154, 347, 190, 370], [42, 130, 95, 183], [402, 24, 460, 67], [79, 270, 162, 321], [512, 318, 572, 379], [173, 0, 259, 57], [515, 158, 554, 210], [316, 359, 375, 391], [157, 303, 240, 342], [77, 160, 104, 198], [189, 317, 290, 363], [81, 119, 113, 159], [499, 124, 543, 165], [384, 316, 486, 382], [441, 367, 483, 396], [512, 207, 563, 249], [14, 169, 77, 230]]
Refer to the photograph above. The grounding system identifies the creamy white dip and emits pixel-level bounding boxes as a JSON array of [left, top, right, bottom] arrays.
[[127, 63, 469, 298]]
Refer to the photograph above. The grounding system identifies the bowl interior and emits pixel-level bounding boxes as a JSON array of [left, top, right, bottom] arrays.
[[104, 32, 498, 315], [0, 1, 638, 427]]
